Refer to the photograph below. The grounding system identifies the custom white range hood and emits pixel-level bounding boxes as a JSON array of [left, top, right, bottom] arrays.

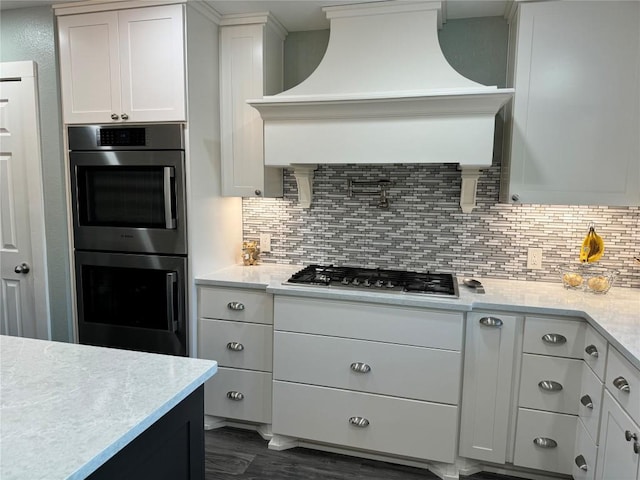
[[248, 0, 513, 211]]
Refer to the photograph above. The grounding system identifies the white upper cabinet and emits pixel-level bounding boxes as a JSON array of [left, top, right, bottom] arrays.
[[502, 1, 640, 206], [57, 4, 186, 124], [219, 15, 285, 198]]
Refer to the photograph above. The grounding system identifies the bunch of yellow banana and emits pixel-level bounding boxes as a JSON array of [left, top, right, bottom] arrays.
[[579, 226, 604, 263]]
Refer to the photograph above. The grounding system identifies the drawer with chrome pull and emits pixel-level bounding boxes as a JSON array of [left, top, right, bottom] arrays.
[[274, 296, 463, 350], [272, 381, 458, 463], [198, 286, 273, 324], [579, 361, 604, 443], [523, 316, 586, 359], [573, 417, 597, 480], [204, 367, 272, 424], [513, 407, 577, 475], [606, 346, 640, 423], [199, 319, 272, 371], [273, 331, 461, 404], [583, 326, 607, 381], [518, 353, 583, 415]]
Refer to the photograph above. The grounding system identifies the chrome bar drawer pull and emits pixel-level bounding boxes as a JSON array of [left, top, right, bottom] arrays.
[[350, 362, 371, 374], [226, 391, 244, 401], [613, 376, 631, 393], [584, 344, 599, 357], [539, 380, 563, 392], [479, 317, 503, 327], [348, 416, 370, 428], [625, 430, 638, 442], [533, 437, 557, 449], [580, 395, 594, 409], [574, 455, 588, 471], [227, 302, 245, 311], [226, 342, 244, 352], [542, 333, 567, 345]]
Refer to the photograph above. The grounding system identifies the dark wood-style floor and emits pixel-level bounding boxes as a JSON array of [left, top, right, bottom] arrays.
[[204, 427, 527, 480]]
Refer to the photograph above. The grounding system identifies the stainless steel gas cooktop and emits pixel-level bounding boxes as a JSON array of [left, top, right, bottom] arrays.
[[286, 265, 459, 298]]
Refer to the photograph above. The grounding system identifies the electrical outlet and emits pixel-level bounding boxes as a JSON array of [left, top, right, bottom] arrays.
[[527, 247, 543, 269], [259, 233, 271, 253]]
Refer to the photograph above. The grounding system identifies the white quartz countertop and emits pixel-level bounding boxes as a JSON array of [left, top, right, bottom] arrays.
[[197, 264, 640, 369], [0, 336, 217, 480]]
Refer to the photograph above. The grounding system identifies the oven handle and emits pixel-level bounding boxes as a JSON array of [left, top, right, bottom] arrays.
[[166, 272, 178, 333], [164, 167, 177, 229]]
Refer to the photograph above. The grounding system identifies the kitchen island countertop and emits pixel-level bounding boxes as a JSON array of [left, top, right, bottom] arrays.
[[197, 263, 640, 369], [0, 336, 217, 480]]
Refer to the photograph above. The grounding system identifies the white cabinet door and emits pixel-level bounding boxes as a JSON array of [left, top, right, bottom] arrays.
[[58, 11, 121, 124], [596, 391, 640, 480], [459, 312, 519, 464], [504, 1, 640, 206], [118, 4, 185, 122], [57, 5, 185, 124], [220, 19, 284, 198]]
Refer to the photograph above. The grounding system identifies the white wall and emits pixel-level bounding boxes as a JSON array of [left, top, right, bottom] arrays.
[[1, 5, 73, 342]]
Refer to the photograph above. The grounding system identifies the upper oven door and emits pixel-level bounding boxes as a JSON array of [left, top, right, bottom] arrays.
[[70, 150, 187, 254]]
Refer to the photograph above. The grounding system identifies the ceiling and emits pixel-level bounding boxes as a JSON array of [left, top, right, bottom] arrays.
[[0, 0, 509, 30]]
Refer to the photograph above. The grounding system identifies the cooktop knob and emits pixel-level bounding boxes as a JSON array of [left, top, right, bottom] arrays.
[[374, 280, 384, 288], [352, 278, 360, 286], [341, 277, 350, 285], [363, 279, 371, 287], [386, 281, 394, 288]]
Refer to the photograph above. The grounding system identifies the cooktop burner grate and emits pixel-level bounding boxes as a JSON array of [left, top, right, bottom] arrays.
[[286, 264, 459, 298]]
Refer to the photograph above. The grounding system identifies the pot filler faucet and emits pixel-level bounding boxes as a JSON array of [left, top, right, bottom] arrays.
[[347, 179, 393, 209]]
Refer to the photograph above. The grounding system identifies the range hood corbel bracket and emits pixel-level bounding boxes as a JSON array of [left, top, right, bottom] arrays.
[[459, 167, 483, 214], [291, 165, 317, 208]]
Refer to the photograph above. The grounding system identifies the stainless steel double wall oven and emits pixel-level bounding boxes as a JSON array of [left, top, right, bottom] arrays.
[[69, 124, 188, 356]]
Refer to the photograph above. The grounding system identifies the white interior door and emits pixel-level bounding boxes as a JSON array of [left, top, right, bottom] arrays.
[[0, 61, 50, 339]]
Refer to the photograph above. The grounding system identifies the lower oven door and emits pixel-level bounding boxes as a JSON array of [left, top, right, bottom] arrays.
[[75, 251, 187, 356]]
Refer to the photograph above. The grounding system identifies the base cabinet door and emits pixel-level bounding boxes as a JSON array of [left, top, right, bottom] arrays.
[[596, 391, 640, 480], [459, 312, 518, 464], [573, 418, 598, 480]]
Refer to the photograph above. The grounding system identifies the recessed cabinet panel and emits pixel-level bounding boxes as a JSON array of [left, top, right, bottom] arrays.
[[504, 1, 640, 206], [119, 5, 185, 121], [273, 381, 458, 463], [273, 331, 461, 403], [58, 12, 121, 123], [459, 312, 519, 464], [220, 20, 284, 198], [596, 391, 640, 480]]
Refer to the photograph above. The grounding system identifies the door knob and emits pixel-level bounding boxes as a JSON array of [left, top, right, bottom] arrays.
[[121, 113, 129, 120], [14, 263, 30, 274]]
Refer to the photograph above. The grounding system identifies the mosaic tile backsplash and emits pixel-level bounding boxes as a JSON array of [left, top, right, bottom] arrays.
[[243, 160, 640, 289]]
